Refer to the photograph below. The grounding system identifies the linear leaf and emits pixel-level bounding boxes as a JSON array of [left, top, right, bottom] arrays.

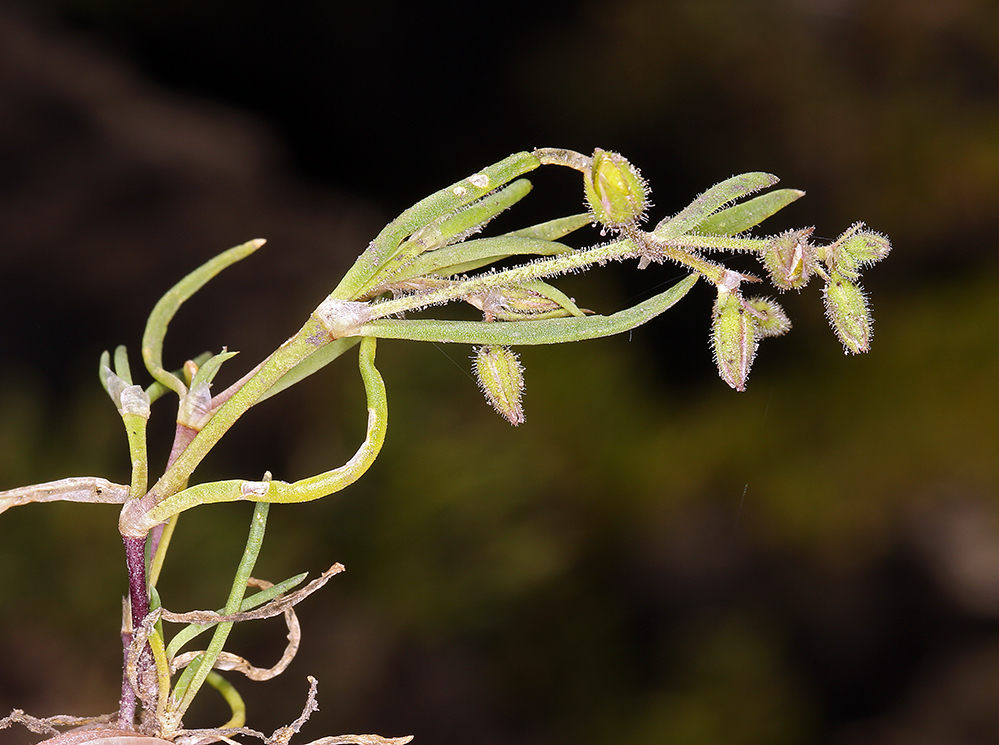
[[333, 152, 542, 300], [402, 235, 573, 280], [694, 188, 805, 236], [357, 273, 699, 345], [142, 239, 265, 397], [653, 173, 778, 239], [506, 213, 592, 241]]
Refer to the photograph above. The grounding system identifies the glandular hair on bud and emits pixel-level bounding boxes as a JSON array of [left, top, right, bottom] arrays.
[[473, 345, 525, 425], [584, 148, 649, 230], [823, 273, 871, 354], [711, 290, 757, 392]]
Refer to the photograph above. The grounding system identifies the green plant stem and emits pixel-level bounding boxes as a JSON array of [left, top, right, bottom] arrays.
[[122, 412, 149, 505], [360, 231, 730, 321], [121, 319, 332, 538], [171, 502, 269, 718], [136, 338, 386, 529]]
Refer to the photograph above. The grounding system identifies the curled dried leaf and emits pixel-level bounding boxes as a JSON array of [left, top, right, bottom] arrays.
[[160, 565, 344, 626], [171, 578, 302, 682]]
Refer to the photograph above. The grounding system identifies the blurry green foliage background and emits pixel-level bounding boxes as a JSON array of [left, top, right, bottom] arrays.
[[2, 1, 999, 744]]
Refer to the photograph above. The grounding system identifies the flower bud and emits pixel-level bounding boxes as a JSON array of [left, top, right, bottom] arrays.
[[823, 222, 892, 279], [842, 228, 891, 264], [823, 273, 871, 354], [584, 148, 648, 230], [747, 297, 792, 338], [761, 228, 815, 290], [473, 345, 526, 425], [710, 290, 757, 391], [469, 282, 583, 321]]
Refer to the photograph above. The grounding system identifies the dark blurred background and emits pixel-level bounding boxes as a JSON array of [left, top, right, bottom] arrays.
[[2, 1, 998, 744]]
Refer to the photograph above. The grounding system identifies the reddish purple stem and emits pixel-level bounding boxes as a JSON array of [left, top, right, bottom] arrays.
[[117, 383, 227, 728], [118, 534, 149, 728]]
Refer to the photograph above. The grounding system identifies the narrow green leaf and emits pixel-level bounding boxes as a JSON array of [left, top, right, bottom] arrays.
[[113, 345, 133, 384], [173, 502, 269, 717], [190, 350, 240, 391], [401, 235, 573, 280], [694, 188, 805, 236], [142, 239, 265, 397], [506, 213, 592, 241], [363, 178, 535, 293], [206, 671, 246, 729], [653, 173, 778, 239], [98, 349, 112, 393], [357, 273, 699, 345], [333, 152, 542, 300], [165, 572, 308, 659]]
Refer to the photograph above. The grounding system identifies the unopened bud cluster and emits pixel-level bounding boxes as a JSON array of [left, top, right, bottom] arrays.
[[756, 222, 890, 359], [457, 149, 891, 408]]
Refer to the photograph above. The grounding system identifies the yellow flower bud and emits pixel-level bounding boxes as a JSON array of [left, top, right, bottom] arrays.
[[583, 148, 649, 230], [473, 345, 526, 425]]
